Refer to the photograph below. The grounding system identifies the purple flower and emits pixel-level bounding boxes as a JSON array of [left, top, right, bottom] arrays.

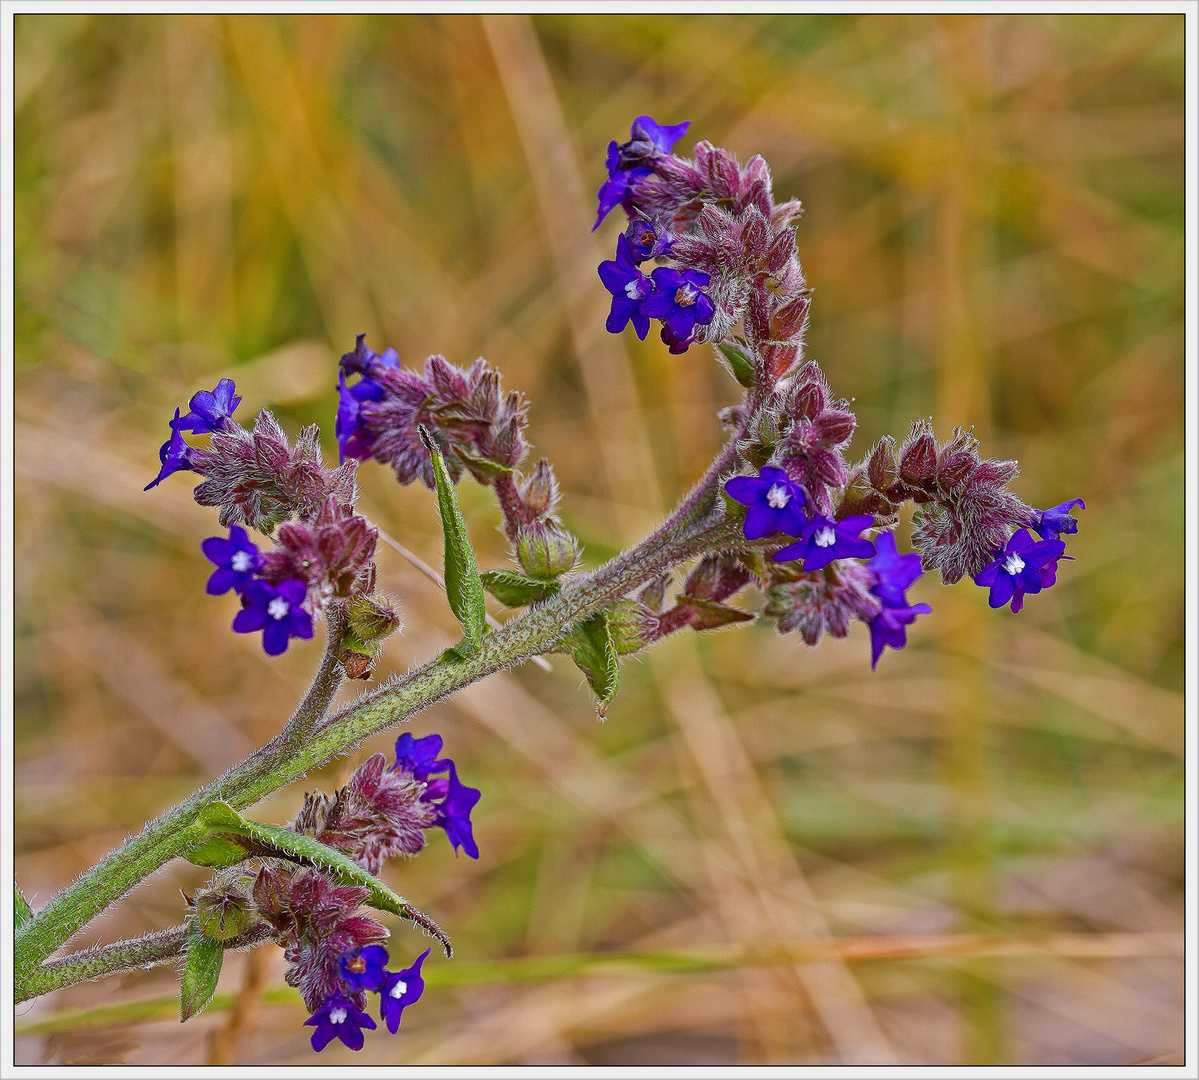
[[865, 531, 923, 608], [232, 578, 314, 655], [973, 528, 1067, 613], [393, 732, 450, 780], [773, 514, 876, 572], [338, 944, 389, 993], [723, 466, 808, 540], [335, 369, 386, 463], [625, 217, 675, 261], [393, 734, 480, 859], [868, 600, 932, 671], [863, 532, 930, 669], [426, 763, 481, 859], [639, 267, 715, 352], [175, 378, 242, 434], [378, 949, 430, 1034], [594, 142, 652, 231], [144, 409, 195, 490], [200, 525, 262, 595], [1030, 498, 1085, 541], [305, 993, 377, 1053], [598, 235, 653, 339], [340, 333, 401, 380], [620, 115, 690, 164]]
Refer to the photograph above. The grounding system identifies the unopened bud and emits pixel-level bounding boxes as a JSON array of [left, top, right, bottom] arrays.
[[899, 423, 938, 484], [606, 600, 652, 656], [194, 886, 257, 942], [516, 521, 579, 580], [346, 593, 402, 646], [769, 293, 810, 341], [520, 459, 560, 517], [867, 437, 899, 490]]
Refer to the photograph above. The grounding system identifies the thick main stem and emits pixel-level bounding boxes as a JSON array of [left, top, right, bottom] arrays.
[[15, 492, 744, 994]]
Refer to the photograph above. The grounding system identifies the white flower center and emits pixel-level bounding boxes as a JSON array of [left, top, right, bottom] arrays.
[[766, 484, 791, 509], [1003, 552, 1025, 576], [814, 526, 837, 548], [675, 284, 697, 308], [267, 597, 291, 620], [389, 980, 408, 999], [624, 279, 643, 299], [230, 551, 253, 573], [329, 1007, 347, 1024]]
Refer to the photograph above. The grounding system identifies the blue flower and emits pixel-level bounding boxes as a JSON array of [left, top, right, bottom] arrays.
[[232, 578, 314, 655], [1030, 498, 1085, 541], [393, 732, 450, 780], [200, 525, 262, 596], [614, 115, 690, 170], [335, 369, 387, 463], [378, 949, 430, 1034], [723, 466, 808, 540], [393, 734, 480, 859], [864, 532, 930, 669], [625, 217, 675, 261], [144, 409, 196, 490], [865, 531, 924, 608], [339, 944, 390, 993], [868, 600, 932, 671], [305, 993, 376, 1053], [175, 378, 242, 434], [639, 267, 715, 352], [594, 141, 652, 231], [973, 528, 1066, 613], [773, 514, 876, 572], [598, 235, 653, 339]]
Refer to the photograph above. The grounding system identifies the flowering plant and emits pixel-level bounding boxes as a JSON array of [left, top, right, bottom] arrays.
[[13, 115, 1082, 1054]]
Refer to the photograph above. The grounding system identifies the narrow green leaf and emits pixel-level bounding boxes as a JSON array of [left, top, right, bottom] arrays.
[[180, 920, 224, 1022], [480, 570, 561, 608], [190, 803, 410, 919], [568, 613, 619, 718], [717, 340, 756, 388], [184, 836, 252, 869], [15, 884, 33, 928], [419, 426, 487, 649]]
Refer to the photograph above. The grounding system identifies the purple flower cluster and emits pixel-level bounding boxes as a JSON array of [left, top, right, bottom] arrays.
[[724, 465, 875, 572], [202, 525, 313, 655], [306, 944, 430, 1051], [599, 234, 715, 353], [393, 733, 481, 859], [971, 498, 1083, 613]]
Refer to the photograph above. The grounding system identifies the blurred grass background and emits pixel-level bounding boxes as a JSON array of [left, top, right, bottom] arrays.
[[12, 13, 1185, 1066]]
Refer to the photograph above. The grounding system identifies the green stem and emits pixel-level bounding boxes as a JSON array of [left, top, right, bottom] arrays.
[[15, 510, 741, 997]]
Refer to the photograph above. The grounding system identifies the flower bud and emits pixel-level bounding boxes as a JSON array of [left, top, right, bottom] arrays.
[[516, 521, 579, 580], [606, 600, 652, 656], [898, 423, 938, 484], [866, 437, 899, 490], [194, 883, 258, 942], [519, 459, 560, 518], [769, 293, 810, 342], [347, 593, 402, 647]]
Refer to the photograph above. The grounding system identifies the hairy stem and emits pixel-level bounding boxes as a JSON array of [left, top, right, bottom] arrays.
[[17, 924, 273, 1003], [15, 468, 746, 997], [281, 601, 348, 740]]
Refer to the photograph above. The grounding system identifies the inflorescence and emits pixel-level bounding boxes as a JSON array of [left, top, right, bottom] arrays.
[[142, 113, 1084, 1051]]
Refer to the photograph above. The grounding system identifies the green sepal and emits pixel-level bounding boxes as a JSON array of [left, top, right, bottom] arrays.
[[15, 884, 33, 928], [179, 919, 224, 1022], [605, 599, 650, 655], [567, 613, 619, 718], [481, 570, 561, 608], [419, 425, 487, 649], [187, 802, 411, 919], [457, 447, 516, 482], [675, 595, 755, 631], [717, 340, 756, 388]]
